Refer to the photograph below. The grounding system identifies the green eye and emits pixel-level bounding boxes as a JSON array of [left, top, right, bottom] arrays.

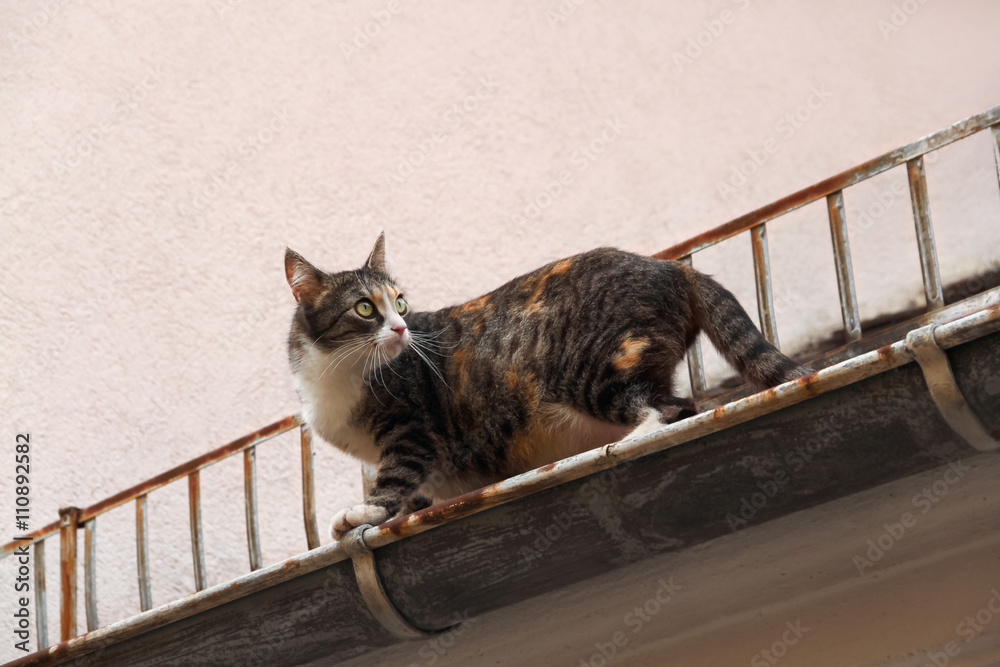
[[395, 297, 407, 314], [355, 300, 374, 317]]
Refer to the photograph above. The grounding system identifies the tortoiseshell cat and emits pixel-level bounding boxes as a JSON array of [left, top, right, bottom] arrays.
[[285, 234, 806, 539]]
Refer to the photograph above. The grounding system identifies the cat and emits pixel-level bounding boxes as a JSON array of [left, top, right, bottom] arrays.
[[285, 233, 806, 539]]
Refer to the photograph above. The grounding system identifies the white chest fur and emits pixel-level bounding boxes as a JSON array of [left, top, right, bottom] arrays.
[[293, 346, 380, 464]]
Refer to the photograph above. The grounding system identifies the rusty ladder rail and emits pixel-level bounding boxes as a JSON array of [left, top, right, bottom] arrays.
[[1, 415, 320, 647], [655, 105, 1000, 402]]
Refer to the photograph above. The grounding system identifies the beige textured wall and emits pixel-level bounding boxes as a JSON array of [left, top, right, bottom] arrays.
[[2, 0, 999, 658]]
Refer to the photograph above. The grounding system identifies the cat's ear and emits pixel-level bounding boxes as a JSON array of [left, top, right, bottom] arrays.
[[285, 249, 324, 304], [365, 231, 392, 273]]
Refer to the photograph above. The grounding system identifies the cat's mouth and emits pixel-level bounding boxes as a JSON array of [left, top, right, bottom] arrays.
[[376, 330, 410, 361]]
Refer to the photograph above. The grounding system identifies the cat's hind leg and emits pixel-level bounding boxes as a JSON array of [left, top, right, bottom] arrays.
[[655, 396, 698, 424], [642, 352, 699, 424]]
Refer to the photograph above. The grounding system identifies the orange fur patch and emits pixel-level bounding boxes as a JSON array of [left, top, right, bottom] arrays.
[[613, 337, 650, 370], [368, 287, 401, 314], [459, 294, 491, 313], [452, 347, 469, 393], [550, 258, 572, 275], [524, 259, 571, 315], [505, 368, 519, 389]]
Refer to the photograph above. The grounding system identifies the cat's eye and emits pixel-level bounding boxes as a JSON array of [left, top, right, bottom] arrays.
[[355, 300, 375, 318], [395, 297, 407, 314]]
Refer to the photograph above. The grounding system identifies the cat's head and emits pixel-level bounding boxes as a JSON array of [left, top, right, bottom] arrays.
[[284, 233, 411, 368]]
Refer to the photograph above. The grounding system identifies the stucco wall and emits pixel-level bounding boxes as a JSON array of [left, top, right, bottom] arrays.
[[2, 0, 999, 658]]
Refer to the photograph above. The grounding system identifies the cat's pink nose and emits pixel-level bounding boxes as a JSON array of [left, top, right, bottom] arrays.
[[392, 325, 407, 336]]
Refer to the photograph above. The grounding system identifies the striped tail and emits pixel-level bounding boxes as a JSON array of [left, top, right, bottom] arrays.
[[689, 271, 807, 388]]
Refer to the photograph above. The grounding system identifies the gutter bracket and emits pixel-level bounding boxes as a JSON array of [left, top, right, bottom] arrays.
[[906, 325, 999, 453], [339, 524, 442, 639]]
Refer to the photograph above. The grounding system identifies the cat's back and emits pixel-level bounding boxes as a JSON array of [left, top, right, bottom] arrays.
[[437, 247, 688, 333]]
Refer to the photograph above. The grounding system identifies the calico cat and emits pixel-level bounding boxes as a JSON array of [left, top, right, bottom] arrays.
[[285, 234, 806, 539]]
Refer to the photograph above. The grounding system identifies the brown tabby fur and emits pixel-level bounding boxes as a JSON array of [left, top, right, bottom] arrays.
[[285, 235, 806, 538]]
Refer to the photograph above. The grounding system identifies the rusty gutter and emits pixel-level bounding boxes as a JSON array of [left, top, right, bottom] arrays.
[[700, 287, 1000, 411], [12, 301, 1000, 666], [8, 540, 355, 667]]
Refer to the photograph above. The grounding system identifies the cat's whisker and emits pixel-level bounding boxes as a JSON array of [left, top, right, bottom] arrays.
[[409, 337, 458, 351], [312, 336, 368, 364], [304, 330, 369, 362], [410, 331, 456, 342], [374, 347, 402, 402], [410, 342, 452, 357], [382, 352, 406, 379], [411, 336, 457, 344], [317, 341, 367, 380], [324, 339, 374, 378], [362, 346, 375, 380], [367, 348, 392, 406], [410, 327, 453, 341], [408, 339, 451, 390], [366, 350, 375, 382], [361, 346, 389, 407], [323, 337, 370, 362], [374, 347, 386, 387], [319, 334, 369, 345]]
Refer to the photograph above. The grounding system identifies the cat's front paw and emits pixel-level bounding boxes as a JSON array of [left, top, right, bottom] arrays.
[[330, 503, 389, 540]]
